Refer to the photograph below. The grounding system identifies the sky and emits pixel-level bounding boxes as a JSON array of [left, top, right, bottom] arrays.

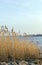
[[0, 0, 42, 34]]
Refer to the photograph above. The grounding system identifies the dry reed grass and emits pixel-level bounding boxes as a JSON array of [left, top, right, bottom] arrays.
[[13, 40, 39, 60], [0, 36, 39, 61], [0, 37, 8, 61]]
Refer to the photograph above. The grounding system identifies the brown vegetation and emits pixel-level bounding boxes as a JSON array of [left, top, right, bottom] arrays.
[[0, 36, 39, 61], [14, 40, 39, 60]]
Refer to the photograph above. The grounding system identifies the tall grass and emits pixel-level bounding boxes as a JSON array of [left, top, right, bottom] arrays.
[[0, 37, 8, 61], [14, 40, 26, 60], [13, 40, 39, 60], [0, 36, 39, 61]]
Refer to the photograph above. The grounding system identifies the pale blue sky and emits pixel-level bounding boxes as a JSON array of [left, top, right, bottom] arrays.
[[0, 0, 42, 34]]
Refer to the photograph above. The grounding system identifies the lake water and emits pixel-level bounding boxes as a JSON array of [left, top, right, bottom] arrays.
[[17, 36, 42, 47]]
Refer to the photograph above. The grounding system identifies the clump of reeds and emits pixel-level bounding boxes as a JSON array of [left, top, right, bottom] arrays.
[[13, 40, 39, 60], [0, 36, 39, 62], [0, 37, 8, 61], [0, 36, 13, 61], [13, 40, 26, 60]]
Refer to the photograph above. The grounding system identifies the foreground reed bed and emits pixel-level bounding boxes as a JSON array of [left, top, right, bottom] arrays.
[[14, 39, 39, 60], [0, 36, 39, 62]]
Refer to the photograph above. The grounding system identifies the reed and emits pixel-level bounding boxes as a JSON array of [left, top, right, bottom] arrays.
[[13, 40, 39, 60], [0, 36, 39, 61], [0, 36, 8, 61], [14, 40, 26, 60]]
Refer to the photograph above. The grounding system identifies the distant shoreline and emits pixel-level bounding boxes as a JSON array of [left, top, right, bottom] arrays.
[[0, 35, 42, 37], [28, 35, 42, 37]]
